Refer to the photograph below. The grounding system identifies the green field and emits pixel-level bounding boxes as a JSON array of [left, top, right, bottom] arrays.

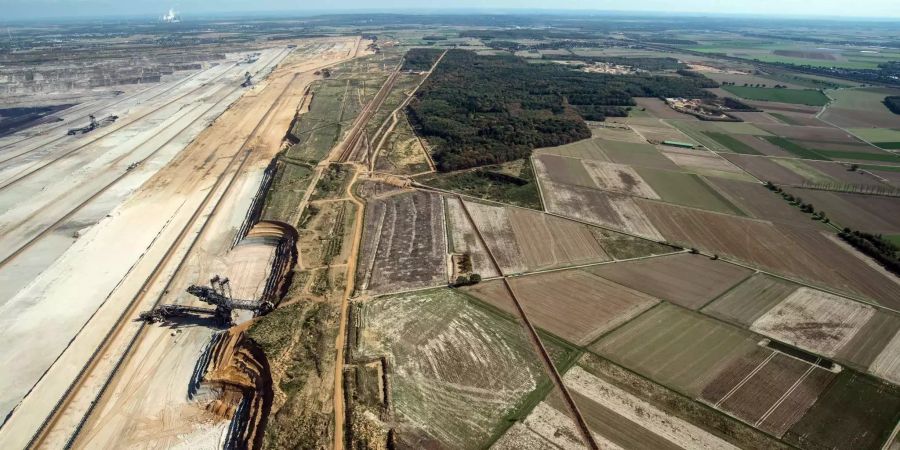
[[723, 86, 829, 106], [590, 303, 760, 396], [762, 136, 830, 160], [784, 372, 900, 450], [703, 132, 762, 155], [635, 167, 745, 215], [816, 149, 900, 162], [849, 128, 900, 142]]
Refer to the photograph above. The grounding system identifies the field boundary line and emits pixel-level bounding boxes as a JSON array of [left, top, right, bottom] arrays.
[[697, 271, 759, 311], [456, 197, 598, 449], [715, 351, 776, 407], [506, 249, 687, 280]]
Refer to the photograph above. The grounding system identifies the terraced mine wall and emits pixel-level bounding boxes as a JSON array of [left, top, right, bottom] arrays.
[[194, 324, 274, 450], [233, 160, 280, 249]]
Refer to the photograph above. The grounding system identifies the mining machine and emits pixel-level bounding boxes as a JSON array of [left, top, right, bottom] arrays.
[[138, 275, 273, 326]]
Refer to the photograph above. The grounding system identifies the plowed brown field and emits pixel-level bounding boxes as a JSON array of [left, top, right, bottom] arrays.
[[586, 253, 751, 310]]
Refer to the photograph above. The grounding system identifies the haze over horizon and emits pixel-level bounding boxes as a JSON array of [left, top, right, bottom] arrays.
[[2, 0, 900, 20]]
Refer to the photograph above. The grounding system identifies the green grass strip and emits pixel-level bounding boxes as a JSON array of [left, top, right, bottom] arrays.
[[703, 132, 762, 155], [874, 142, 900, 150], [762, 136, 830, 160]]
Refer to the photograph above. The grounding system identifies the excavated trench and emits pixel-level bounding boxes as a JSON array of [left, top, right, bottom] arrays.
[[190, 165, 300, 449]]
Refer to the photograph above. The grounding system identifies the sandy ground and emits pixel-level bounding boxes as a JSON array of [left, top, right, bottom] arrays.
[[0, 37, 362, 449]]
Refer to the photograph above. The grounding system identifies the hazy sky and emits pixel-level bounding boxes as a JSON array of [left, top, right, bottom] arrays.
[[3, 0, 900, 20]]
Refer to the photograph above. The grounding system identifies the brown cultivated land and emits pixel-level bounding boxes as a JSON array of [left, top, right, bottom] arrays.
[[706, 178, 823, 227], [468, 269, 659, 345], [701, 349, 837, 437], [463, 200, 610, 274], [541, 180, 664, 240], [719, 153, 808, 185], [355, 189, 448, 295], [637, 199, 900, 306], [586, 253, 752, 310]]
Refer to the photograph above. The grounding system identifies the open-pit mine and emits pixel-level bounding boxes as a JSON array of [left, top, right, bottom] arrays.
[[0, 23, 368, 448]]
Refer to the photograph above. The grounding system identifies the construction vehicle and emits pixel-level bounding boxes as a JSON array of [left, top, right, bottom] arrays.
[[241, 71, 252, 87], [126, 162, 140, 171], [67, 114, 118, 135], [138, 275, 273, 326]]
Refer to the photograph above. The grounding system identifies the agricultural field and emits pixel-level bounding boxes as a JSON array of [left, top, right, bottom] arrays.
[[659, 147, 755, 181], [850, 127, 900, 150], [700, 348, 837, 437], [591, 303, 761, 396], [586, 253, 751, 310], [750, 287, 875, 357], [634, 168, 745, 214], [540, 180, 664, 240], [719, 153, 810, 185], [535, 138, 609, 161], [350, 288, 557, 448], [785, 188, 900, 233], [491, 391, 587, 449], [444, 197, 501, 279], [637, 199, 900, 306], [721, 86, 829, 106], [467, 269, 659, 345], [706, 178, 823, 227], [821, 87, 900, 129], [564, 366, 739, 450], [533, 154, 660, 198], [355, 189, 448, 295], [595, 138, 683, 170], [783, 372, 900, 450], [702, 273, 799, 326], [461, 199, 611, 274]]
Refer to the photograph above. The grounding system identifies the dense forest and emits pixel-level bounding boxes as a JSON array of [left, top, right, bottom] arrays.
[[407, 49, 718, 171], [402, 48, 444, 71], [885, 96, 900, 115]]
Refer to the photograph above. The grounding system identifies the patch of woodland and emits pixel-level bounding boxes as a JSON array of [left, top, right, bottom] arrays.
[[406, 49, 718, 171]]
